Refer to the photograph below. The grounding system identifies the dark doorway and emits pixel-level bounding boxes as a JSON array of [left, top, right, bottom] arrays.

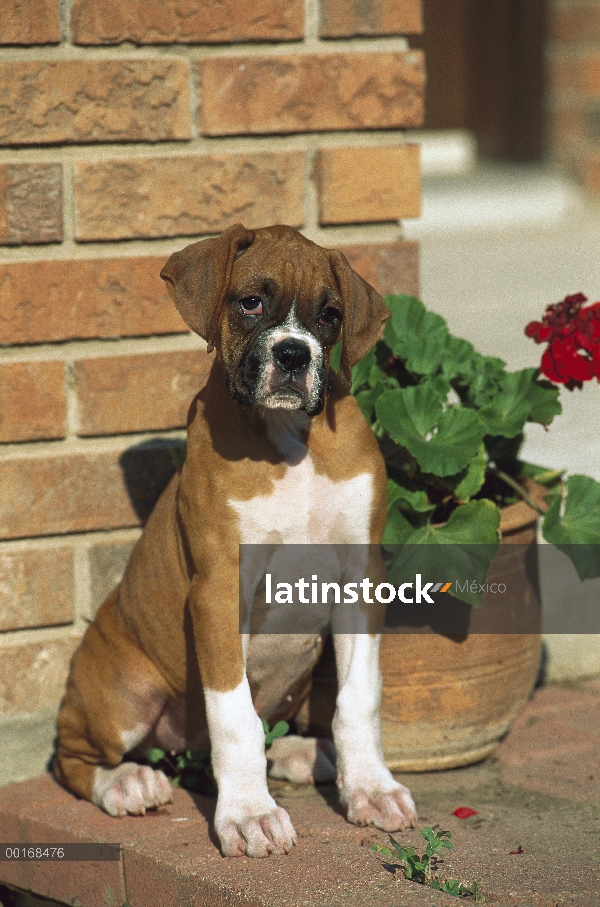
[[410, 0, 547, 162]]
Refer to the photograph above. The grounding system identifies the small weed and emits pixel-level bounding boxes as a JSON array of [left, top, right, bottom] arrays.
[[371, 827, 484, 901], [261, 718, 290, 748], [144, 719, 290, 796], [147, 745, 217, 796]]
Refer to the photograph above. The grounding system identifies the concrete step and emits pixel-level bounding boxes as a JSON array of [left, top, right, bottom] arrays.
[[1, 682, 600, 906]]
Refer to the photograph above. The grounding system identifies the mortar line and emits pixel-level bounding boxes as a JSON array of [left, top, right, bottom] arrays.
[[0, 427, 187, 460], [304, 0, 321, 43], [61, 159, 76, 244], [0, 623, 83, 647], [0, 35, 412, 63], [0, 527, 142, 551], [0, 127, 418, 163], [0, 220, 414, 264], [0, 332, 205, 363], [60, 0, 73, 44], [64, 358, 80, 440], [72, 537, 92, 625]]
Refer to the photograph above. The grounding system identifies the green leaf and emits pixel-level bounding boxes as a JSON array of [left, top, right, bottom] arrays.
[[478, 369, 560, 438], [354, 385, 385, 424], [384, 295, 450, 374], [146, 747, 165, 764], [384, 501, 501, 606], [329, 339, 342, 374], [382, 505, 419, 545], [542, 475, 600, 579], [376, 385, 485, 477], [387, 478, 436, 516], [444, 338, 507, 406], [351, 346, 377, 391], [527, 375, 562, 425], [388, 836, 412, 860], [370, 844, 396, 860], [263, 718, 290, 748], [519, 462, 564, 486], [443, 443, 487, 502]]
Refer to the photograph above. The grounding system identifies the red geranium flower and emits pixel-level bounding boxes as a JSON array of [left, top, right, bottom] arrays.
[[525, 294, 600, 389]]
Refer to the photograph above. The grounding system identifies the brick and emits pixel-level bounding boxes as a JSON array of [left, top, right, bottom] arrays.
[[199, 51, 425, 135], [74, 152, 305, 241], [580, 154, 600, 192], [74, 349, 211, 436], [0, 445, 178, 539], [0, 543, 74, 632], [0, 0, 60, 45], [320, 0, 422, 37], [581, 56, 600, 95], [0, 60, 190, 146], [550, 4, 600, 43], [0, 636, 81, 716], [315, 145, 421, 225], [547, 106, 587, 151], [72, 0, 303, 45], [0, 257, 186, 346], [550, 54, 600, 96], [88, 536, 138, 617], [340, 241, 419, 297], [0, 163, 62, 245], [0, 711, 58, 786], [0, 361, 66, 442]]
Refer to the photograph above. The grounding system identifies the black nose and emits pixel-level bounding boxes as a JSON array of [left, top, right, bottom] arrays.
[[272, 339, 311, 375]]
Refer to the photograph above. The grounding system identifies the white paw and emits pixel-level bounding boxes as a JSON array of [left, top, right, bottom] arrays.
[[92, 762, 173, 817], [216, 797, 297, 857], [267, 735, 337, 784], [342, 781, 417, 832]]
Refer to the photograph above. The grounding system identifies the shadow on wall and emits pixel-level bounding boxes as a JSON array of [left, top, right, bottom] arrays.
[[119, 438, 186, 524]]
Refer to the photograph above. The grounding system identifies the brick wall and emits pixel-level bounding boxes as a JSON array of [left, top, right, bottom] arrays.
[[0, 0, 424, 783], [547, 0, 600, 189]]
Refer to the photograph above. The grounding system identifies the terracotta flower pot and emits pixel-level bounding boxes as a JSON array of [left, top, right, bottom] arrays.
[[301, 481, 545, 772]]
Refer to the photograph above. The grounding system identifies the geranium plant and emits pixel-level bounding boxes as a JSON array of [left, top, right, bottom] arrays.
[[351, 294, 600, 603]]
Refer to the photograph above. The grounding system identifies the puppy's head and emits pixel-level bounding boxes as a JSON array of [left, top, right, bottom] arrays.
[[161, 224, 389, 416]]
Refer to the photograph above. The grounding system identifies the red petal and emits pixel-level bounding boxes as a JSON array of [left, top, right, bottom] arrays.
[[525, 321, 542, 338], [509, 845, 525, 855], [453, 806, 478, 819], [540, 347, 565, 383], [548, 338, 595, 382]]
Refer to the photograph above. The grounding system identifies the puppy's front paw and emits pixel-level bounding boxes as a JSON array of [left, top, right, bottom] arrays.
[[92, 763, 173, 817], [267, 735, 336, 784], [216, 799, 297, 858], [343, 782, 417, 832]]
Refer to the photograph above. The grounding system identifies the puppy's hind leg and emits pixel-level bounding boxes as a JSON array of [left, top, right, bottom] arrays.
[[53, 590, 173, 817], [267, 736, 337, 784]]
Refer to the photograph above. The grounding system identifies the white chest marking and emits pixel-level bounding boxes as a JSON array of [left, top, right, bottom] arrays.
[[228, 453, 373, 545]]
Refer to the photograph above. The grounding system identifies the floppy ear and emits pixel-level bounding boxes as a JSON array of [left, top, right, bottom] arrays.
[[160, 223, 255, 352], [328, 249, 390, 389]]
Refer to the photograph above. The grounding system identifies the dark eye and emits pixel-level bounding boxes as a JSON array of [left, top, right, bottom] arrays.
[[239, 296, 263, 316], [318, 306, 342, 327]]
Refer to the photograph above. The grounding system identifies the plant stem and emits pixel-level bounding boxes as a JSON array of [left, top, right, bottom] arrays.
[[489, 468, 546, 515]]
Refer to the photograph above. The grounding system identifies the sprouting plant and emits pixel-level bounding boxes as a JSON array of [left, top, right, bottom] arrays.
[[371, 827, 484, 900], [144, 719, 290, 796], [261, 718, 290, 748], [146, 745, 217, 796]]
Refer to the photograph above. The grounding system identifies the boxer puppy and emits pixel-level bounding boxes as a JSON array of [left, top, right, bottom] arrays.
[[54, 224, 416, 857]]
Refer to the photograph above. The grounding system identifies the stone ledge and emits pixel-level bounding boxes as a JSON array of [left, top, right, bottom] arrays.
[[1, 682, 600, 906]]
